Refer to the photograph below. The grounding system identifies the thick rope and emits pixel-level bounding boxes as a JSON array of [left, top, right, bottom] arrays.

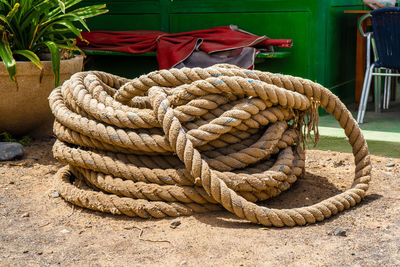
[[50, 64, 371, 227]]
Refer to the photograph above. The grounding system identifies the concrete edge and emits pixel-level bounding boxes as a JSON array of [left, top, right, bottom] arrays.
[[318, 126, 400, 143]]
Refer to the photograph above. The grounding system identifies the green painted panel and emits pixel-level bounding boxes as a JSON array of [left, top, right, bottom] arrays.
[[169, 12, 311, 78], [324, 6, 360, 104], [86, 14, 161, 31], [330, 0, 364, 7], [83, 0, 160, 13], [169, 0, 317, 13]]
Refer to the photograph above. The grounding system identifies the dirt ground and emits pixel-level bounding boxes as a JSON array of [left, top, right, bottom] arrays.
[[0, 137, 399, 267]]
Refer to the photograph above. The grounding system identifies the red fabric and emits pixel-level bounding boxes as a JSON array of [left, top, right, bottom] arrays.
[[257, 39, 293, 48], [77, 26, 292, 69]]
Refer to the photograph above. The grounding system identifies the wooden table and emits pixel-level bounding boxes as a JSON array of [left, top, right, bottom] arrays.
[[344, 10, 371, 108]]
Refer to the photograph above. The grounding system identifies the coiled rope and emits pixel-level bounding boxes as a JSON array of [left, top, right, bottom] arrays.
[[49, 64, 371, 227]]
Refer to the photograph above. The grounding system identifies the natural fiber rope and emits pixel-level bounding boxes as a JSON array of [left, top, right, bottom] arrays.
[[49, 64, 371, 227]]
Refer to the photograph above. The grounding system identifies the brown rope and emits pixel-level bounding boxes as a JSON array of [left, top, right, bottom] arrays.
[[50, 64, 371, 227]]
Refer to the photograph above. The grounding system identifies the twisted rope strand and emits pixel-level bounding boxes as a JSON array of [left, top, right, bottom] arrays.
[[51, 64, 371, 227]]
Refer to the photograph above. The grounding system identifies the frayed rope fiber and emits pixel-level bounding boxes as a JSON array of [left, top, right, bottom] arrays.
[[49, 64, 371, 227]]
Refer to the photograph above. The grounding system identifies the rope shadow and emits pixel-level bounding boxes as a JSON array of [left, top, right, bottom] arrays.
[[53, 169, 381, 230], [17, 137, 60, 167], [191, 171, 382, 229], [55, 191, 382, 231]]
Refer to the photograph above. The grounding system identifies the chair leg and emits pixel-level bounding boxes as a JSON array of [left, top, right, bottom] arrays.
[[357, 68, 370, 123], [366, 33, 371, 72], [374, 68, 382, 112], [387, 74, 391, 108], [384, 70, 392, 109], [357, 64, 375, 124], [383, 71, 389, 109]]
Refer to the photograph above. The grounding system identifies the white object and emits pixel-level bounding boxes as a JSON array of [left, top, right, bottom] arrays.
[[363, 0, 396, 9]]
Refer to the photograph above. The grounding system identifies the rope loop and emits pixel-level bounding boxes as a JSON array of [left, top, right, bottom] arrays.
[[50, 64, 371, 227]]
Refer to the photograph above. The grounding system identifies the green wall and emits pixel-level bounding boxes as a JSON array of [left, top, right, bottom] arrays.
[[83, 0, 366, 105]]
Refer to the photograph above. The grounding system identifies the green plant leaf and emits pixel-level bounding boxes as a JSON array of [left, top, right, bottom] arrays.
[[0, 132, 31, 146], [72, 4, 108, 14], [58, 43, 85, 57], [0, 132, 16, 142], [48, 0, 83, 17], [64, 0, 84, 9], [18, 0, 30, 17], [0, 0, 11, 9], [0, 41, 17, 82], [66, 13, 90, 32], [19, 1, 53, 31], [18, 135, 31, 146], [14, 49, 42, 70], [0, 14, 11, 28], [57, 0, 66, 14], [56, 43, 79, 50], [46, 28, 72, 34], [44, 41, 60, 87], [55, 20, 82, 39], [72, 4, 108, 20], [6, 3, 20, 21], [1, 0, 107, 80], [45, 12, 90, 32]]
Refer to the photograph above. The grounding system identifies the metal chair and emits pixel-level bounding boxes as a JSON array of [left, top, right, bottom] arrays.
[[357, 7, 400, 124]]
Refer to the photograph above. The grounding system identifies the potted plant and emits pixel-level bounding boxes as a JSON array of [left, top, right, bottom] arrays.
[[0, 0, 108, 137]]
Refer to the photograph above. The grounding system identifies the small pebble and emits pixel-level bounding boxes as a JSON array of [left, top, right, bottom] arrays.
[[73, 257, 79, 261], [170, 220, 181, 229], [334, 228, 347, 237], [37, 252, 43, 255], [0, 142, 24, 161], [328, 227, 347, 237], [21, 212, 29, 218], [23, 250, 29, 254], [60, 229, 70, 234], [386, 162, 395, 167], [51, 192, 60, 198], [180, 260, 187, 265], [334, 160, 345, 167]]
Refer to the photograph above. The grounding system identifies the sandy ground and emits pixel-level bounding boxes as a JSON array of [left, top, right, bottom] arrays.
[[0, 137, 399, 267]]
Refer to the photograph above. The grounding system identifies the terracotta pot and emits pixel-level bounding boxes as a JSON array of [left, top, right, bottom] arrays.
[[0, 56, 83, 137]]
